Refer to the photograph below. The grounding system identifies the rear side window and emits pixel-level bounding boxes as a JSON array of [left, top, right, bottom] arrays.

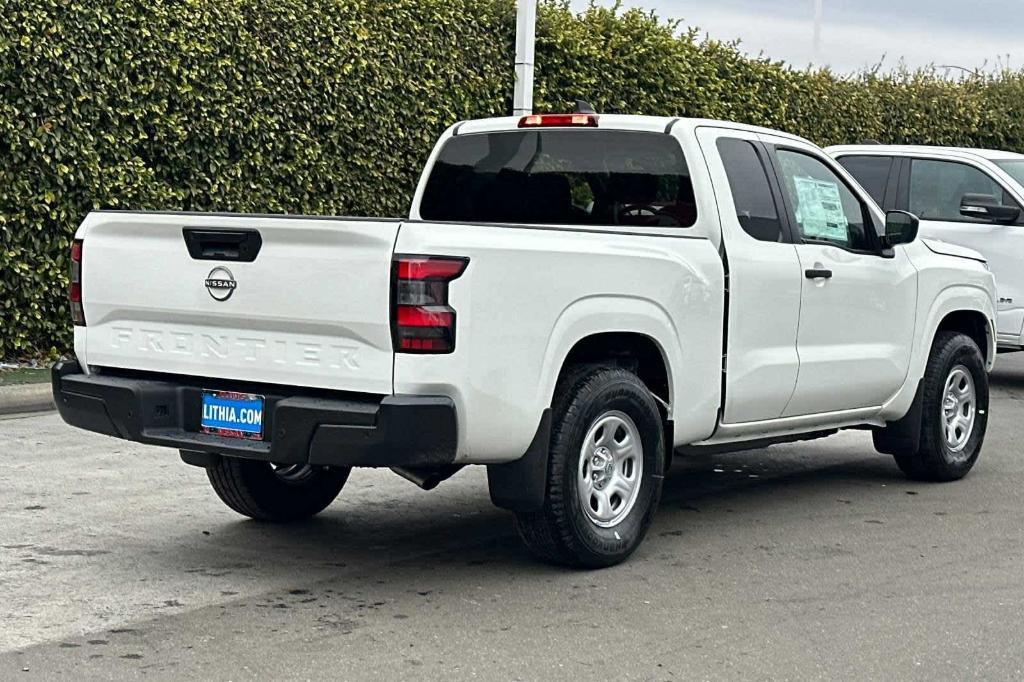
[[994, 158, 1024, 186], [419, 130, 697, 228], [716, 138, 784, 242], [836, 155, 893, 206]]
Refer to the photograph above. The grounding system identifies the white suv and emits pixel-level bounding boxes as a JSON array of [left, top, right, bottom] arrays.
[[829, 144, 1024, 351]]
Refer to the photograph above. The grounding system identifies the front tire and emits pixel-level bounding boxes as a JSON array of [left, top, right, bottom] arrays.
[[207, 457, 350, 522], [513, 366, 665, 568], [889, 332, 989, 481]]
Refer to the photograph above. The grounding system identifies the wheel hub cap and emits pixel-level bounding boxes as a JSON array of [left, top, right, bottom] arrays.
[[942, 365, 976, 457], [578, 411, 644, 529], [591, 447, 614, 490]]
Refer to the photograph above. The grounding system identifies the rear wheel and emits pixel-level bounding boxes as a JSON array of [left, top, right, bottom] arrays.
[[514, 366, 665, 568], [888, 332, 988, 481], [207, 457, 350, 522]]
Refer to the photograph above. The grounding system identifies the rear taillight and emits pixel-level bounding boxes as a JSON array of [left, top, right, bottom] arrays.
[[392, 255, 468, 354], [69, 238, 85, 326], [518, 113, 599, 128]]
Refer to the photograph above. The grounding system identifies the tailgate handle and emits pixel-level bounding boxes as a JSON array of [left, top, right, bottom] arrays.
[[183, 229, 262, 262]]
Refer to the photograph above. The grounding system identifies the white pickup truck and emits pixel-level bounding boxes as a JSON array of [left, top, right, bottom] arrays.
[[829, 144, 1024, 351], [55, 113, 997, 567]]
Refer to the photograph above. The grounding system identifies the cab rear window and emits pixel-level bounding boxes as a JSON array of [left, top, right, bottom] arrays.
[[419, 130, 697, 228]]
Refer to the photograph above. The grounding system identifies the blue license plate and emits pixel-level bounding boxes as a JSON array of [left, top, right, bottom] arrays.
[[200, 391, 265, 440]]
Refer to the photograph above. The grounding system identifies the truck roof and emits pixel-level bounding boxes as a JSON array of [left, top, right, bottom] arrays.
[[454, 114, 813, 146], [827, 143, 1024, 163]]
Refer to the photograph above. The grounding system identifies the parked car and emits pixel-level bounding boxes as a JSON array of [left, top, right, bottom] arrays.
[[53, 114, 996, 567], [829, 144, 1024, 351]]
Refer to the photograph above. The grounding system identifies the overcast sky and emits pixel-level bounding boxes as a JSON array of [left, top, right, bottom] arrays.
[[570, 0, 1024, 74]]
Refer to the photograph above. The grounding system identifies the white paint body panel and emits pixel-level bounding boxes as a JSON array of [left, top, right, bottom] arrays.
[[783, 240, 918, 415], [71, 117, 997, 465], [763, 135, 919, 417], [829, 144, 1024, 349], [76, 213, 400, 395], [694, 126, 802, 423], [393, 221, 725, 462], [881, 257, 997, 421]]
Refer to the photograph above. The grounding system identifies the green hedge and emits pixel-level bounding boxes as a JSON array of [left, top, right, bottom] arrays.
[[4, 0, 1024, 358]]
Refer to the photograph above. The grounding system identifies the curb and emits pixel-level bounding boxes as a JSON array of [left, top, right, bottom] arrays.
[[0, 382, 55, 416]]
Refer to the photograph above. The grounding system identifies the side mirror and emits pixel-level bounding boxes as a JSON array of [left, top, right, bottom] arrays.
[[883, 210, 919, 247], [960, 193, 1020, 224]]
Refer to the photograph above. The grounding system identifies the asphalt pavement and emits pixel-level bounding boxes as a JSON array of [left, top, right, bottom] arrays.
[[3, 356, 1024, 680]]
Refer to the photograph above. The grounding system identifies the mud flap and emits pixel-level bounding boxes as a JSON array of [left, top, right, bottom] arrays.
[[873, 381, 924, 455], [486, 410, 551, 512]]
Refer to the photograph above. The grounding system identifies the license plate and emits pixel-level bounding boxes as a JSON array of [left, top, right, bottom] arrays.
[[201, 391, 265, 440]]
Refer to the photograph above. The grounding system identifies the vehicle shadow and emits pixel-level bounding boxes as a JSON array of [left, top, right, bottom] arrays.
[[990, 352, 1024, 392], [160, 440, 905, 577]]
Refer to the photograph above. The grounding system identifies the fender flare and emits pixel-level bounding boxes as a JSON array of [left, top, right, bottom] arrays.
[[881, 283, 995, 425], [489, 296, 683, 512], [535, 295, 682, 418]]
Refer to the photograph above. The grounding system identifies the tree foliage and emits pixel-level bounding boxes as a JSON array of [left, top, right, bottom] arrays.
[[3, 0, 1023, 356]]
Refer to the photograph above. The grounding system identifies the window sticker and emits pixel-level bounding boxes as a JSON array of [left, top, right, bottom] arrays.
[[793, 175, 848, 242]]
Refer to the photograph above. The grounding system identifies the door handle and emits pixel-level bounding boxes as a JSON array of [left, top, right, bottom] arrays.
[[805, 268, 833, 279]]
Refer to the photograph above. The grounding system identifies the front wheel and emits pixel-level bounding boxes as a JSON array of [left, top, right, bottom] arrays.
[[889, 331, 989, 481], [206, 457, 350, 522], [513, 366, 665, 568]]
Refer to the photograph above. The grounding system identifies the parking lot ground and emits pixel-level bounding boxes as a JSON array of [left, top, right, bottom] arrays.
[[2, 355, 1024, 680]]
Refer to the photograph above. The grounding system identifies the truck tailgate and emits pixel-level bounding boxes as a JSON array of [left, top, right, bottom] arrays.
[[78, 212, 399, 395]]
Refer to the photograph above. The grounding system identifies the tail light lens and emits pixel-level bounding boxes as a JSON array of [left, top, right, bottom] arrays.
[[392, 256, 468, 354], [69, 239, 85, 326]]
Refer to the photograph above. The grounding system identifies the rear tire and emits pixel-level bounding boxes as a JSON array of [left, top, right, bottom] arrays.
[[207, 458, 350, 522], [514, 365, 665, 568], [889, 332, 988, 482]]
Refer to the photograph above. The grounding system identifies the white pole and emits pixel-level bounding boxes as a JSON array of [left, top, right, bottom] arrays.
[[513, 0, 538, 116], [812, 0, 823, 65]]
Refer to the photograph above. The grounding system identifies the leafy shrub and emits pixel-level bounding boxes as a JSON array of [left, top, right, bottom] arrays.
[[3, 0, 1023, 357]]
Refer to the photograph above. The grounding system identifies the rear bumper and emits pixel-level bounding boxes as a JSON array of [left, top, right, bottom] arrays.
[[52, 361, 458, 468]]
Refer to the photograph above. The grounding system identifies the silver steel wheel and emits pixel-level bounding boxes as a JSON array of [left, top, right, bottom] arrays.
[[942, 365, 976, 457], [271, 463, 315, 484], [577, 411, 644, 529]]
